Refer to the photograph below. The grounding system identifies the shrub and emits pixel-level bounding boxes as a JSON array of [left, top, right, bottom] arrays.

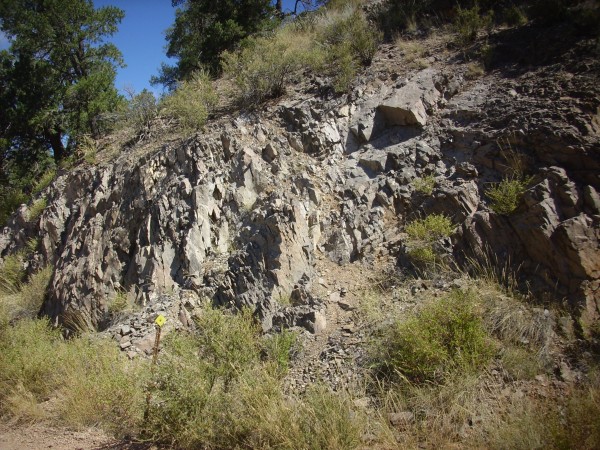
[[0, 316, 148, 434], [126, 88, 159, 135], [57, 337, 148, 437], [27, 198, 47, 222], [412, 175, 436, 195], [503, 4, 527, 26], [31, 169, 56, 196], [222, 28, 319, 105], [407, 245, 437, 265], [161, 70, 217, 131], [317, 9, 382, 92], [0, 188, 29, 226], [15, 265, 53, 321], [0, 253, 26, 295], [454, 3, 493, 45], [262, 328, 298, 375], [371, 289, 494, 383], [405, 213, 453, 242], [485, 177, 531, 215]]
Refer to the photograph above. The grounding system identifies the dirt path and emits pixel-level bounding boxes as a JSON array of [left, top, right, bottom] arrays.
[[0, 423, 156, 450]]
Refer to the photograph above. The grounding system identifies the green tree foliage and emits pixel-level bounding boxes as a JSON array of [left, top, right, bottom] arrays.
[[154, 0, 278, 87], [0, 0, 124, 163]]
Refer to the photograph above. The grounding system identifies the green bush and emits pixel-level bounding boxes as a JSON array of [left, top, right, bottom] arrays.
[[223, 6, 381, 103], [485, 177, 531, 215], [371, 289, 494, 383], [454, 3, 493, 45], [161, 70, 218, 131], [405, 213, 453, 242], [412, 175, 436, 195]]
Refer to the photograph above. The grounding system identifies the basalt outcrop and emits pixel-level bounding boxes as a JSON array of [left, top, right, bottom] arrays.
[[1, 24, 598, 337]]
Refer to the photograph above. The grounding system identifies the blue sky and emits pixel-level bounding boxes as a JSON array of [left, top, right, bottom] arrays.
[[1, 1, 310, 96]]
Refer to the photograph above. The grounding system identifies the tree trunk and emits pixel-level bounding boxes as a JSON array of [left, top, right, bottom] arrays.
[[44, 129, 66, 162], [276, 0, 283, 16]]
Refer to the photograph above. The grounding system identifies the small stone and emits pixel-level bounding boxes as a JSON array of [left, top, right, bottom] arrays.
[[338, 300, 356, 311], [126, 351, 137, 360], [340, 288, 348, 297], [120, 325, 132, 336], [119, 340, 131, 350]]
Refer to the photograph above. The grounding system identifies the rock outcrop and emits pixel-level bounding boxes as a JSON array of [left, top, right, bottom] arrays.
[[1, 28, 598, 335]]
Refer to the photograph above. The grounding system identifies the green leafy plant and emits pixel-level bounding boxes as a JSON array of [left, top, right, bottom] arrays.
[[161, 70, 218, 131], [485, 177, 531, 215]]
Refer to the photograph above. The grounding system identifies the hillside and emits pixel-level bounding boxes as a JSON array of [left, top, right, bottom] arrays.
[[0, 1, 599, 448]]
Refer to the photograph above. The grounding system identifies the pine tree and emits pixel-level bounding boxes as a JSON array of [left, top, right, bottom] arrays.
[[0, 0, 124, 163]]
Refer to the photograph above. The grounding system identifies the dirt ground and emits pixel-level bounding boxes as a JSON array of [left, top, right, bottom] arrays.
[[0, 423, 157, 450]]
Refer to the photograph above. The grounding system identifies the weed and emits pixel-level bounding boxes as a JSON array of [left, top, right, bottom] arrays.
[[371, 289, 494, 384], [57, 337, 149, 437], [28, 198, 47, 222], [222, 29, 316, 105], [412, 175, 435, 195], [161, 70, 217, 131], [405, 213, 453, 242], [485, 176, 531, 215]]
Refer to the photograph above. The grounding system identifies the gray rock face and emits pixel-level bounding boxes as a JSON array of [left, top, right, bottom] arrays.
[[1, 61, 598, 333]]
